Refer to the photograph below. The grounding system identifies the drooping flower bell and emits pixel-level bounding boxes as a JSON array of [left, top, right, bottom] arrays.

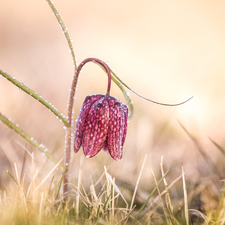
[[74, 58, 128, 160], [74, 94, 128, 160]]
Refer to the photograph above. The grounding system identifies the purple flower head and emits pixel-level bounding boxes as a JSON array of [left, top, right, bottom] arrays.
[[74, 94, 128, 161]]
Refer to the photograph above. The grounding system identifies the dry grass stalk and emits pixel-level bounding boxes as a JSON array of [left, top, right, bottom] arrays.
[[160, 156, 173, 215], [151, 168, 169, 225], [130, 154, 148, 211], [31, 157, 64, 195], [76, 155, 83, 219], [39, 192, 44, 224], [182, 165, 189, 225]]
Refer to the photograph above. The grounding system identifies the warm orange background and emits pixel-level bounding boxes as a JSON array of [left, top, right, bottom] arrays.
[[0, 1, 225, 188]]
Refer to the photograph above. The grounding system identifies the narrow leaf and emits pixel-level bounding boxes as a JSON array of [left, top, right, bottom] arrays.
[[6, 170, 19, 186], [111, 74, 134, 118], [209, 137, 225, 156], [0, 70, 69, 127], [132, 167, 171, 224], [46, 0, 77, 70], [55, 164, 69, 199], [215, 181, 225, 222], [97, 64, 134, 118], [110, 69, 193, 107], [0, 112, 64, 172], [182, 165, 189, 225]]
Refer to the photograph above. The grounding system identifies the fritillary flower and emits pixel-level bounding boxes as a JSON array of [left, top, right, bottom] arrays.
[[72, 58, 191, 161], [74, 94, 128, 160]]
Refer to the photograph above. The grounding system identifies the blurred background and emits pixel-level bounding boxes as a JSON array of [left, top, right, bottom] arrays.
[[0, 0, 225, 195]]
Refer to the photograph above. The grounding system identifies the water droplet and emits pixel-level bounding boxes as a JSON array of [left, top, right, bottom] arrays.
[[39, 143, 44, 148]]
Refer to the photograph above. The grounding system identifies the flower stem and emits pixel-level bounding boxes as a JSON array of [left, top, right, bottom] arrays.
[[63, 57, 112, 200], [77, 58, 112, 96]]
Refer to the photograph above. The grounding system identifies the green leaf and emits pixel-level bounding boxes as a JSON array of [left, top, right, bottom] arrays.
[[132, 167, 171, 224], [209, 137, 225, 156], [111, 73, 134, 118], [0, 112, 64, 172], [6, 170, 19, 186], [111, 69, 193, 107], [46, 0, 77, 71], [0, 70, 69, 127], [97, 64, 134, 118]]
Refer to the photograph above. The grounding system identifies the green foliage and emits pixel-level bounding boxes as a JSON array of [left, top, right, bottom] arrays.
[[0, 70, 69, 127]]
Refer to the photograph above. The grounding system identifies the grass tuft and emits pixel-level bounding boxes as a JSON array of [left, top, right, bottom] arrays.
[[1, 156, 225, 224]]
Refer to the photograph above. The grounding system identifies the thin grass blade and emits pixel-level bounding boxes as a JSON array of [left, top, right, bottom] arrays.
[[132, 167, 171, 224], [6, 170, 18, 186], [130, 154, 148, 210], [182, 165, 189, 225], [0, 113, 64, 172], [46, 0, 77, 70], [31, 157, 64, 195], [55, 164, 69, 199], [209, 137, 225, 156], [178, 121, 220, 175], [106, 172, 128, 205], [215, 181, 225, 223], [0, 70, 69, 127]]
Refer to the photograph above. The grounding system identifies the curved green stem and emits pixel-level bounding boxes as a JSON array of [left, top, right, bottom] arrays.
[[0, 70, 69, 127], [63, 57, 112, 199], [97, 64, 134, 118]]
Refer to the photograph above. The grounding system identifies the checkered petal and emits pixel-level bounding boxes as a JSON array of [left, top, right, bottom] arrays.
[[74, 94, 103, 153], [106, 96, 128, 160], [82, 97, 109, 158]]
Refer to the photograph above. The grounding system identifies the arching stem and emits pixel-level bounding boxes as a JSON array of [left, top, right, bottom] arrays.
[[63, 57, 112, 200]]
